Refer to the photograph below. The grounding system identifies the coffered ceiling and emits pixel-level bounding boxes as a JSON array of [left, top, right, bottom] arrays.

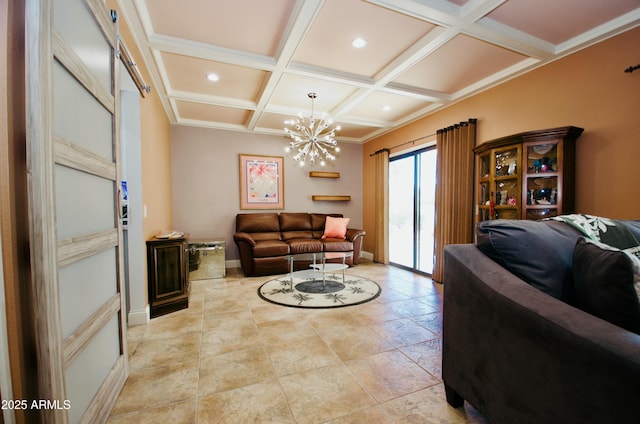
[[117, 0, 640, 143]]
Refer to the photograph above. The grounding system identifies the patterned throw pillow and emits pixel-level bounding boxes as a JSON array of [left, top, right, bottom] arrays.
[[573, 237, 640, 334]]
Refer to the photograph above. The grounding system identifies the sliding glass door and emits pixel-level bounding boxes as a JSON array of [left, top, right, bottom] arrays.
[[389, 147, 437, 274]]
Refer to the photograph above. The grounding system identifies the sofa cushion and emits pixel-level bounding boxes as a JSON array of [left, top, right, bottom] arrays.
[[252, 240, 290, 258], [573, 237, 640, 334], [280, 213, 313, 240], [282, 230, 314, 241], [476, 219, 582, 300], [288, 239, 323, 254], [322, 239, 353, 252], [280, 213, 312, 231], [250, 232, 282, 241], [237, 213, 280, 233], [322, 216, 350, 239]]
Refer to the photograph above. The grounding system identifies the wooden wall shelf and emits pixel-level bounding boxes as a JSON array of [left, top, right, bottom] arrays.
[[309, 171, 340, 178], [312, 195, 351, 201]]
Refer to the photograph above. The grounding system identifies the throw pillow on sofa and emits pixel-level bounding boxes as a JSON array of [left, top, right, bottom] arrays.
[[476, 219, 582, 301], [322, 216, 350, 239], [548, 214, 639, 249], [623, 220, 640, 241], [573, 237, 640, 335]]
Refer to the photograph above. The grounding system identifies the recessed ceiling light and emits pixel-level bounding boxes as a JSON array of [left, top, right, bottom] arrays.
[[382, 105, 391, 112], [206, 73, 219, 82], [352, 38, 367, 48]]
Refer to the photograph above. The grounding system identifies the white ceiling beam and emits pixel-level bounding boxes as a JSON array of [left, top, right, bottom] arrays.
[[372, 26, 455, 87], [148, 33, 276, 71], [383, 83, 451, 103], [459, 0, 506, 22], [468, 18, 555, 59], [168, 90, 257, 110], [175, 118, 248, 133], [365, 0, 462, 27], [337, 116, 391, 128], [286, 63, 375, 87], [246, 0, 325, 131]]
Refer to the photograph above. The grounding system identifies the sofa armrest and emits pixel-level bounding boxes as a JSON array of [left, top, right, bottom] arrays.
[[233, 232, 256, 247], [443, 244, 640, 424], [345, 228, 365, 242], [233, 232, 258, 276], [346, 228, 365, 264]]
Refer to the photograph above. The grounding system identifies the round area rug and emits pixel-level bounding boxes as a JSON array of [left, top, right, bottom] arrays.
[[258, 272, 381, 308]]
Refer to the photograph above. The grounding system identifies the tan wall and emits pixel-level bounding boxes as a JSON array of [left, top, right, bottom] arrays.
[[138, 85, 174, 239], [108, 0, 173, 239], [362, 27, 640, 253]]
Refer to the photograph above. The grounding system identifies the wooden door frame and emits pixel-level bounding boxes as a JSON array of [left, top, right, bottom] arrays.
[[1, 0, 39, 422], [25, 1, 67, 419]]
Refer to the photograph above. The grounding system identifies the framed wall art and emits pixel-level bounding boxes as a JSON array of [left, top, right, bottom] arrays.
[[239, 154, 284, 210]]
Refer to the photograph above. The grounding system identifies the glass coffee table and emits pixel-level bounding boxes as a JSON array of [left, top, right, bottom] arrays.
[[283, 251, 353, 291]]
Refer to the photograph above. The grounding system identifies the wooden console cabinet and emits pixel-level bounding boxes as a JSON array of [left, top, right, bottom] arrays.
[[147, 235, 189, 318]]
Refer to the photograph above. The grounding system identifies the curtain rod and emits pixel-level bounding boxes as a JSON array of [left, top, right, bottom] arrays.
[[369, 132, 436, 156], [624, 64, 640, 73]]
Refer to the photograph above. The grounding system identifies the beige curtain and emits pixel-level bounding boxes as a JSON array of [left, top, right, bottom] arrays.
[[373, 148, 389, 264], [433, 119, 477, 283]]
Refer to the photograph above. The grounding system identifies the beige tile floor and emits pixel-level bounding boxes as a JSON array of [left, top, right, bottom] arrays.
[[108, 260, 489, 424]]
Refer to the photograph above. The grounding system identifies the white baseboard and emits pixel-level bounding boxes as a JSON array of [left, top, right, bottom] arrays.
[[360, 250, 373, 261], [226, 259, 241, 269], [128, 306, 149, 326]]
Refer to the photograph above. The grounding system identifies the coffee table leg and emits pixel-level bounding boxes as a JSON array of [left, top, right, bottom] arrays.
[[313, 254, 317, 282], [323, 258, 326, 291], [289, 259, 294, 290], [315, 254, 326, 291]]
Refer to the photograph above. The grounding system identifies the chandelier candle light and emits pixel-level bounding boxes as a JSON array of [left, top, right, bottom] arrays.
[[284, 92, 341, 167]]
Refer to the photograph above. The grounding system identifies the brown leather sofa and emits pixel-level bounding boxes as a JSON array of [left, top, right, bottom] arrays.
[[233, 212, 365, 276]]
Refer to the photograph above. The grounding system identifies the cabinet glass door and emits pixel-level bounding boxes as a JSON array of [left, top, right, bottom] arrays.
[[524, 142, 561, 219], [495, 148, 518, 177], [526, 143, 558, 173], [477, 153, 491, 221], [493, 146, 520, 220]]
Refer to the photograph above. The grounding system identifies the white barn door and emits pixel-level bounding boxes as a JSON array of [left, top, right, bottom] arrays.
[[26, 0, 128, 422]]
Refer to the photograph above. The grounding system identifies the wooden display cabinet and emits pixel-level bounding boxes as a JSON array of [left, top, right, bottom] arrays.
[[474, 126, 583, 224], [147, 235, 190, 318]]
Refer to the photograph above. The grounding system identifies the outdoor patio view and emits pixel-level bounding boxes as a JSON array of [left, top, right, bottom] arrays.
[[389, 147, 437, 274]]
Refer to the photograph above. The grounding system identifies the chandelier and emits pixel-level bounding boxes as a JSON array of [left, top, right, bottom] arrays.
[[284, 92, 341, 167]]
